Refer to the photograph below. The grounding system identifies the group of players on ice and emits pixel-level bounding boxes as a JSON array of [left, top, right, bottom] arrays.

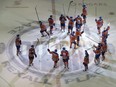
[[15, 4, 110, 71]]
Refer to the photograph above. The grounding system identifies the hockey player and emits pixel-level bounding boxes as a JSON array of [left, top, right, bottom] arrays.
[[74, 15, 83, 30], [95, 16, 103, 34], [81, 4, 87, 24], [47, 49, 59, 68], [28, 45, 37, 66], [75, 29, 84, 46], [48, 15, 55, 34], [15, 34, 22, 56], [93, 43, 102, 65], [59, 14, 67, 31], [60, 47, 69, 69], [101, 42, 107, 61], [102, 26, 110, 43], [66, 16, 74, 34], [39, 21, 49, 37], [70, 31, 76, 49], [83, 50, 89, 71]]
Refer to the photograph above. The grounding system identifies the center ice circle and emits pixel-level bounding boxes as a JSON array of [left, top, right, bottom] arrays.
[[7, 22, 99, 76]]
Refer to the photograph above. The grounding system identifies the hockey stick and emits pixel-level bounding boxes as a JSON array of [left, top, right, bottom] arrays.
[[36, 38, 40, 47], [35, 6, 40, 22], [83, 22, 86, 32], [48, 35, 50, 48], [63, 4, 66, 16], [86, 36, 99, 43], [95, 6, 97, 17], [82, 0, 85, 5], [74, 3, 77, 17], [86, 46, 94, 50], [67, 1, 73, 15]]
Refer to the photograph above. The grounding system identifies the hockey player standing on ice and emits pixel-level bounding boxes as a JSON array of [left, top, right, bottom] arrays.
[[102, 26, 110, 43], [39, 21, 49, 37], [70, 31, 76, 49], [95, 16, 104, 34], [48, 15, 55, 34], [60, 47, 69, 69], [47, 49, 59, 68], [93, 43, 102, 65], [75, 28, 84, 46], [59, 14, 67, 32], [15, 34, 22, 56], [66, 16, 74, 34], [83, 50, 89, 71], [74, 15, 83, 30], [28, 45, 37, 66], [101, 42, 107, 61], [81, 4, 87, 24]]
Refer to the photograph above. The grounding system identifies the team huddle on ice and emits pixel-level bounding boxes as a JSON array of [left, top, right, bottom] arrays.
[[15, 4, 110, 71]]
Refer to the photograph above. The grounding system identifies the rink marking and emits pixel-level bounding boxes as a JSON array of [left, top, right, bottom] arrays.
[[4, 15, 116, 87], [0, 75, 12, 87]]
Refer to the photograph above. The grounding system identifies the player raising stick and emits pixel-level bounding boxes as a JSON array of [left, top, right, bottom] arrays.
[[47, 49, 59, 68], [74, 15, 83, 30], [66, 16, 74, 34], [102, 26, 110, 43], [81, 4, 87, 24], [95, 16, 103, 34]]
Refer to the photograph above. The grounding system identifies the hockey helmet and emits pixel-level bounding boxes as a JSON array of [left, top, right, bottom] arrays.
[[39, 21, 42, 24], [99, 16, 102, 20], [17, 34, 20, 37], [50, 15, 53, 18], [16, 34, 20, 39], [31, 45, 34, 48], [83, 4, 86, 8], [98, 43, 102, 47], [62, 47, 65, 50], [71, 31, 75, 35], [77, 24, 80, 29], [72, 31, 75, 33], [70, 16, 73, 19], [77, 15, 80, 18], [54, 49, 57, 52], [85, 50, 89, 57], [61, 14, 63, 17]]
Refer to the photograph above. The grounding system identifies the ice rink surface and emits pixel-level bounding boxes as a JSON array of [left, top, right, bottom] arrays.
[[0, 0, 116, 87]]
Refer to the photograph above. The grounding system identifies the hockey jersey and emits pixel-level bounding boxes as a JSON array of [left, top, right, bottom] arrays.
[[40, 24, 46, 31], [15, 38, 21, 46], [70, 34, 76, 42], [61, 50, 69, 59], [82, 8, 87, 16]]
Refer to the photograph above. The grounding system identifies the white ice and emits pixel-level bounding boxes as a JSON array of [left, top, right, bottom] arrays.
[[0, 0, 116, 87]]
